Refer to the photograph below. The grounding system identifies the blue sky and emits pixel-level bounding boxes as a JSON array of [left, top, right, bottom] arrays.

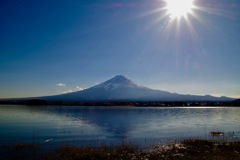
[[0, 0, 240, 98]]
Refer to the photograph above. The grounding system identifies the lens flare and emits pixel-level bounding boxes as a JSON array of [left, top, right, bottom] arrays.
[[165, 0, 194, 19]]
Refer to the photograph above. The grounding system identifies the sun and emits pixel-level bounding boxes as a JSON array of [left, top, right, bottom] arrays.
[[165, 0, 194, 19]]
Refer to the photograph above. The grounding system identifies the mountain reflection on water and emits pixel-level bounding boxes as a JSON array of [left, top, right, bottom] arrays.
[[0, 105, 240, 148]]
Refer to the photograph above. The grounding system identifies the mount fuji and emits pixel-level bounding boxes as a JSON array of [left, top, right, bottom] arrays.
[[41, 75, 233, 102]]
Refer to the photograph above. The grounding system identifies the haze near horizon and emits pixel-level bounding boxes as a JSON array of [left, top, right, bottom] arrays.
[[0, 0, 240, 99]]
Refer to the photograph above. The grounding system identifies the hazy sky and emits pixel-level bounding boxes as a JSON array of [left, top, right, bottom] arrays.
[[0, 0, 240, 98]]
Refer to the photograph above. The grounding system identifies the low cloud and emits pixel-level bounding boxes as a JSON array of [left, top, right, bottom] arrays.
[[76, 86, 84, 91], [56, 83, 66, 87], [63, 90, 73, 94], [59, 85, 85, 94]]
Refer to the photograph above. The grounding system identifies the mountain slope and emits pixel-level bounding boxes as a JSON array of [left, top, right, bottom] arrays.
[[41, 75, 234, 102]]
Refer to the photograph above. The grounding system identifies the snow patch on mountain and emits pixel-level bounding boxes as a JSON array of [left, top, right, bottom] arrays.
[[92, 75, 141, 90]]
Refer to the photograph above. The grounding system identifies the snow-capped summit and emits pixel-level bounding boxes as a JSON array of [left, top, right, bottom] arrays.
[[92, 75, 140, 90]]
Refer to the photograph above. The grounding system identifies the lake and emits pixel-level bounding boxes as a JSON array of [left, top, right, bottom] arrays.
[[0, 105, 240, 149]]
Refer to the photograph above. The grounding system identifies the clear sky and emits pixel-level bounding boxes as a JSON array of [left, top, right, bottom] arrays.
[[0, 0, 240, 99]]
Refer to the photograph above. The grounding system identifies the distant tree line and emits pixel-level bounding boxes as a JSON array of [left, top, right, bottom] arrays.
[[1, 99, 240, 107]]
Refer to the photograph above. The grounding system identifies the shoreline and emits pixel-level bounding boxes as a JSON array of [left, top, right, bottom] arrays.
[[1, 139, 240, 160], [0, 100, 239, 107]]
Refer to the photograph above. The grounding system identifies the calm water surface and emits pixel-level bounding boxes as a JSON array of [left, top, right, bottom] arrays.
[[0, 105, 240, 148]]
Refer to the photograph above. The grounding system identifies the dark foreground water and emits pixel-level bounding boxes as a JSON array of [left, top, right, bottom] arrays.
[[0, 105, 240, 148]]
